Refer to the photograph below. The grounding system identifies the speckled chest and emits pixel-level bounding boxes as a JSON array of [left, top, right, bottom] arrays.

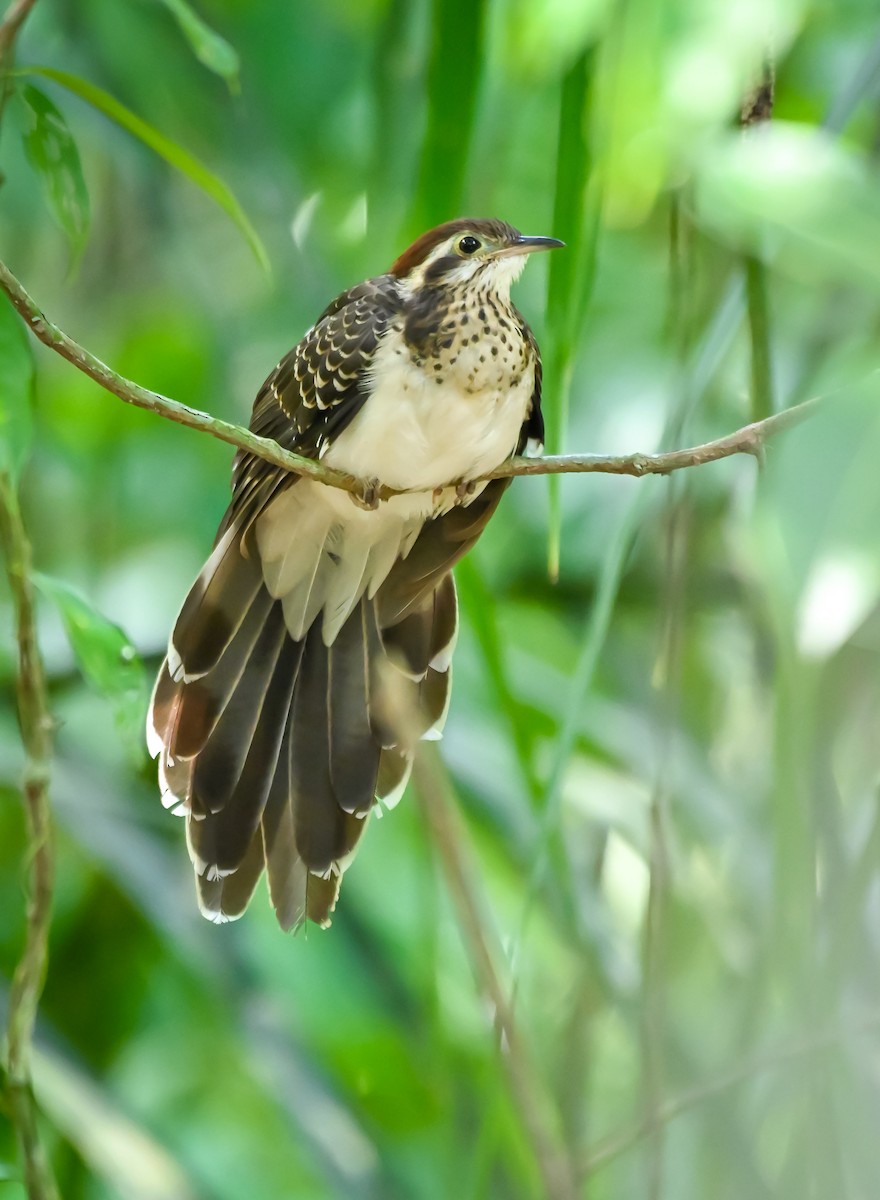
[[403, 282, 533, 396], [324, 283, 536, 492]]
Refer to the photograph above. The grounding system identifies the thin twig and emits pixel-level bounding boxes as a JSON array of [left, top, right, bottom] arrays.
[[0, 260, 360, 490], [413, 746, 579, 1200], [0, 472, 60, 1200], [0, 258, 824, 502], [579, 1010, 880, 1182]]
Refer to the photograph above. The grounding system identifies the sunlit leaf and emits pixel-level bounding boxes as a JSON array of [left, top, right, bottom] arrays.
[[501, 0, 613, 78], [158, 0, 240, 91], [33, 573, 147, 748], [0, 294, 34, 483], [18, 83, 90, 266], [19, 66, 269, 274], [694, 123, 880, 291]]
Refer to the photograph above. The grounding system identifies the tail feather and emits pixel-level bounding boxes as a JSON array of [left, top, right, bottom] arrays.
[[171, 587, 274, 762], [196, 827, 265, 924], [429, 574, 458, 670], [306, 871, 344, 927], [289, 629, 369, 872], [327, 603, 381, 816], [152, 517, 462, 929], [190, 604, 288, 815], [375, 747, 412, 810], [419, 665, 452, 740], [191, 630, 302, 875], [147, 661, 180, 757], [261, 712, 308, 931], [170, 525, 263, 681]]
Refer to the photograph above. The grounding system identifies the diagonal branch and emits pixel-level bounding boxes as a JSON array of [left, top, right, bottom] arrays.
[[0, 257, 823, 504], [0, 260, 359, 489]]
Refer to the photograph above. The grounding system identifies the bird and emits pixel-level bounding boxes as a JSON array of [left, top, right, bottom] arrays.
[[147, 217, 563, 930]]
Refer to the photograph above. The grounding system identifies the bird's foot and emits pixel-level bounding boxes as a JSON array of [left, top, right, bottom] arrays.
[[454, 478, 477, 504], [350, 476, 382, 510]]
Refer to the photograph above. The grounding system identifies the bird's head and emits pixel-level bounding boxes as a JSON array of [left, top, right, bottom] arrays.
[[390, 218, 563, 298]]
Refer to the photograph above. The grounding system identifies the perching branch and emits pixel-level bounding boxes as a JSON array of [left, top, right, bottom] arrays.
[[0, 258, 823, 502], [0, 472, 60, 1200], [0, 260, 359, 490]]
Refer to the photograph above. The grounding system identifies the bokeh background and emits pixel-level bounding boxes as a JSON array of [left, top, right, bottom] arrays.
[[2, 0, 880, 1197]]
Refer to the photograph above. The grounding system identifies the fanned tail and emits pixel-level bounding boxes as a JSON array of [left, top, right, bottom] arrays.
[[148, 517, 457, 929]]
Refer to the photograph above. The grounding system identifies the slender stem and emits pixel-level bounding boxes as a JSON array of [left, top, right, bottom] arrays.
[[640, 494, 690, 1198], [744, 254, 773, 422], [0, 257, 825, 501], [0, 0, 38, 138], [0, 8, 58, 1196], [0, 0, 38, 59], [579, 1010, 880, 1181], [0, 472, 59, 1200], [413, 746, 579, 1200]]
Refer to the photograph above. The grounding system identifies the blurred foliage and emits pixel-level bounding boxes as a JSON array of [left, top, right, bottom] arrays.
[[2, 0, 880, 1197]]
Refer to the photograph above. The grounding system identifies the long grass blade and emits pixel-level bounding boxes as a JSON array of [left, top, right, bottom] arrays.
[[19, 66, 269, 273]]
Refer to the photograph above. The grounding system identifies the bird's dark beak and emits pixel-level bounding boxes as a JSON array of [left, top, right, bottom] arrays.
[[494, 234, 565, 259]]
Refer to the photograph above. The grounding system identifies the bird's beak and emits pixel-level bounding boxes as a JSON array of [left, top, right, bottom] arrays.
[[493, 234, 565, 259]]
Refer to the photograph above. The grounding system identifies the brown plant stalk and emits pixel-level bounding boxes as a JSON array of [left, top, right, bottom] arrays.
[[0, 5, 61, 1196], [0, 474, 59, 1200], [413, 746, 579, 1200], [0, 0, 38, 60]]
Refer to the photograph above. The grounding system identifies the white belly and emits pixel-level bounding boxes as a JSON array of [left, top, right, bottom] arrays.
[[256, 327, 532, 645], [322, 328, 534, 490]]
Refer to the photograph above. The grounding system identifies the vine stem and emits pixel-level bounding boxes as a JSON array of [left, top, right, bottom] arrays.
[[0, 257, 824, 501], [0, 472, 60, 1200]]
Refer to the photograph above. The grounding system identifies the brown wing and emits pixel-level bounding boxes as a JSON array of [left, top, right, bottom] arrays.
[[220, 274, 403, 535], [517, 311, 544, 449]]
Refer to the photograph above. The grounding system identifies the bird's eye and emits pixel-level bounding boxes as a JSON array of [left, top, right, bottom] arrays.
[[458, 235, 481, 255]]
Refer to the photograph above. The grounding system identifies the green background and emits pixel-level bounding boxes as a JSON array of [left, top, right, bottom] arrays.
[[2, 0, 880, 1197]]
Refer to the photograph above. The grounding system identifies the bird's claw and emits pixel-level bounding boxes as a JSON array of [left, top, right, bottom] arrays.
[[454, 479, 477, 503], [350, 476, 381, 510]]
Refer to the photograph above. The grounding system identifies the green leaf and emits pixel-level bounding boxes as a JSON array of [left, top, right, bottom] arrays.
[[19, 66, 269, 274], [18, 83, 90, 266], [158, 0, 240, 91], [0, 293, 34, 483], [33, 573, 147, 747], [410, 0, 487, 230], [544, 51, 597, 580]]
